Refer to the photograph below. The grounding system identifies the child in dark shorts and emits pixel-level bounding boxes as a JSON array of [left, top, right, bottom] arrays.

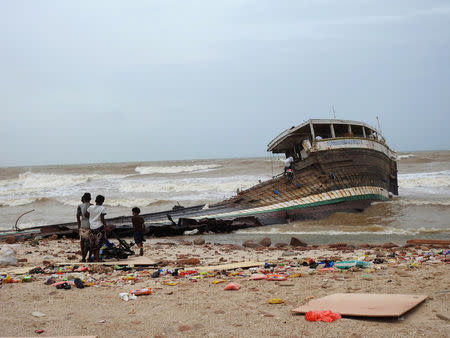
[[131, 207, 145, 256]]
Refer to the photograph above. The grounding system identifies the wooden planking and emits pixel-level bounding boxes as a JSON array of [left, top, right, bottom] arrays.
[[291, 293, 427, 317]]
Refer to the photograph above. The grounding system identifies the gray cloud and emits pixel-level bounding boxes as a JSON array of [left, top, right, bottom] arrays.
[[1, 0, 449, 166]]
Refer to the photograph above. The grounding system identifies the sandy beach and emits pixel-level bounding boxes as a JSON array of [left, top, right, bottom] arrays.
[[1, 237, 449, 338]]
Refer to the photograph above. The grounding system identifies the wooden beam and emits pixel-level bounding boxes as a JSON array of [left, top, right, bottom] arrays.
[[309, 123, 315, 139], [330, 124, 336, 138]]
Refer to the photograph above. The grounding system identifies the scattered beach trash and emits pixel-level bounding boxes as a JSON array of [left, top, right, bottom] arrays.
[[266, 274, 287, 281], [29, 267, 44, 274], [34, 329, 44, 334], [44, 276, 56, 285], [119, 292, 137, 301], [268, 298, 284, 304], [162, 281, 178, 286], [224, 283, 241, 290], [131, 288, 152, 296], [0, 244, 17, 266], [31, 311, 46, 318], [74, 265, 88, 272], [211, 280, 226, 284], [22, 275, 32, 282], [74, 278, 84, 289], [250, 273, 266, 280], [335, 261, 370, 270], [305, 310, 341, 322], [53, 281, 72, 290]]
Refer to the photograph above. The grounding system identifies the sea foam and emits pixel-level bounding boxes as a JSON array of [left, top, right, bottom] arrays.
[[397, 154, 415, 160], [398, 170, 450, 191], [120, 176, 262, 194], [135, 164, 221, 175]]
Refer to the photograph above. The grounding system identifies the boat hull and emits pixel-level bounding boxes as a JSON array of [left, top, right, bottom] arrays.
[[187, 145, 397, 223]]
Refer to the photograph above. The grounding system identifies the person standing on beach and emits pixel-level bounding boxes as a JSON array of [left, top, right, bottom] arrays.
[[76, 192, 92, 262], [85, 195, 107, 262], [131, 207, 145, 256]]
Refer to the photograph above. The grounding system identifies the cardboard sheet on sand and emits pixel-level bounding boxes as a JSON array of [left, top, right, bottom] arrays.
[[193, 261, 263, 272], [291, 293, 427, 317], [56, 256, 157, 266]]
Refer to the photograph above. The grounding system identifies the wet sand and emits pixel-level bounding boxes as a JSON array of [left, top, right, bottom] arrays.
[[0, 238, 449, 338]]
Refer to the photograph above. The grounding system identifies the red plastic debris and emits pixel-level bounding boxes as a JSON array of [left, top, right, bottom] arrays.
[[35, 329, 44, 334], [304, 310, 341, 322], [224, 283, 241, 290]]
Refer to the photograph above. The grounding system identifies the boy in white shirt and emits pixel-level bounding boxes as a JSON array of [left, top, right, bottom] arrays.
[[85, 195, 108, 262]]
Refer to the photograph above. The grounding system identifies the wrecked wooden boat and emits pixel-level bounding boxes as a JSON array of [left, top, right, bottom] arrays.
[[149, 118, 398, 226], [0, 119, 398, 240]]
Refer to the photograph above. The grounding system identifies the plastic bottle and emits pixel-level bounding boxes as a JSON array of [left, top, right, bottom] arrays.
[[130, 288, 152, 296]]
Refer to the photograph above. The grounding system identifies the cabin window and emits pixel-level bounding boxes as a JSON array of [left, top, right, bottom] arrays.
[[333, 124, 350, 137], [352, 125, 365, 137], [312, 124, 332, 139]]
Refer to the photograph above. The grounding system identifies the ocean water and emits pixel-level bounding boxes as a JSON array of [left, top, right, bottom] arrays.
[[0, 151, 449, 244]]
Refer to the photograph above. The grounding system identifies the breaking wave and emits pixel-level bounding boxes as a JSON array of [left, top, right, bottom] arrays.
[[0, 197, 50, 207], [58, 197, 167, 208], [135, 164, 221, 175], [0, 172, 129, 194], [120, 176, 260, 194], [102, 198, 165, 208], [0, 196, 168, 208], [398, 170, 450, 190], [397, 154, 415, 160]]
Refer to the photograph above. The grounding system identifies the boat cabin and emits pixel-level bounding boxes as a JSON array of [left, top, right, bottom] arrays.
[[267, 119, 385, 160]]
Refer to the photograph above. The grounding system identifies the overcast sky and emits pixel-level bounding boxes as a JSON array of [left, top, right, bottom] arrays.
[[1, 0, 449, 166]]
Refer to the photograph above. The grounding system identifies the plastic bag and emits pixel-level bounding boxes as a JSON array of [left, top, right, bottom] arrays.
[[250, 273, 266, 280], [224, 283, 241, 290], [305, 310, 341, 322], [266, 274, 287, 281], [0, 245, 17, 266]]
